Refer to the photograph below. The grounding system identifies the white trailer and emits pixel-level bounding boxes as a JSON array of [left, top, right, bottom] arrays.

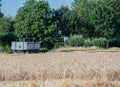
[[11, 42, 41, 52]]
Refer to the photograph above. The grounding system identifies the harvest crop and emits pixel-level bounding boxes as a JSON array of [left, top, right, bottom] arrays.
[[0, 48, 120, 87]]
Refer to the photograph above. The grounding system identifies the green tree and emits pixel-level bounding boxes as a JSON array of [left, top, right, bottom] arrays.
[[8, 16, 15, 32], [52, 6, 71, 46], [14, 0, 57, 48], [72, 0, 117, 39], [94, 2, 116, 38], [69, 9, 93, 39], [54, 6, 71, 37], [72, 0, 96, 39], [0, 16, 12, 34], [0, 0, 1, 12], [0, 0, 3, 18], [102, 0, 120, 37], [0, 32, 17, 46]]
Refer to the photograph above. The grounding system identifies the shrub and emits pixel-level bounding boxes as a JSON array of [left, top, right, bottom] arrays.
[[4, 45, 13, 53], [84, 39, 93, 47], [39, 47, 48, 53], [0, 45, 13, 53], [54, 42, 61, 48], [67, 35, 84, 47], [0, 32, 17, 46], [0, 46, 5, 52], [92, 38, 108, 48], [109, 38, 120, 47]]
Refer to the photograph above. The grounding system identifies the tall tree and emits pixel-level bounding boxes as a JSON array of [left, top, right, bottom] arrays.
[[0, 17, 12, 34], [72, 0, 96, 39], [0, 0, 1, 11], [0, 0, 1, 12], [53, 6, 71, 45], [69, 10, 84, 36], [54, 6, 71, 37], [102, 0, 120, 37], [14, 0, 57, 48], [72, 0, 117, 39], [0, 0, 3, 17]]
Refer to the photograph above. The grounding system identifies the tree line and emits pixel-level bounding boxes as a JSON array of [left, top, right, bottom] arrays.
[[0, 0, 120, 51]]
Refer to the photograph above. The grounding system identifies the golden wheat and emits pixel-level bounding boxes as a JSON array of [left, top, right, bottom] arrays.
[[0, 48, 120, 87]]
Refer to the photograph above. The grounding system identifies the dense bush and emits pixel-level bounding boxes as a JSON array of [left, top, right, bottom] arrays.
[[0, 32, 17, 46], [84, 39, 93, 47], [0, 32, 16, 53], [54, 42, 61, 48], [109, 38, 120, 47], [92, 38, 108, 48], [0, 46, 4, 52], [4, 45, 13, 53], [0, 45, 13, 53], [39, 47, 48, 53], [67, 35, 84, 47]]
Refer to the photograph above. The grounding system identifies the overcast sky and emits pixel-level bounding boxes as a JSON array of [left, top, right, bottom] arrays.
[[1, 0, 73, 17]]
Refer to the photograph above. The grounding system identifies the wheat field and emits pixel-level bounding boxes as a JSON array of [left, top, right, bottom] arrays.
[[0, 47, 120, 87]]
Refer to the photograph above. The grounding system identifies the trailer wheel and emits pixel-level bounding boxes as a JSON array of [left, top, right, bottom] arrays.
[[34, 49, 39, 53]]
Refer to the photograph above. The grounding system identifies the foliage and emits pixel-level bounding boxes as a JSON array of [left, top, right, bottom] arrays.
[[4, 45, 13, 53], [72, 0, 117, 39], [1, 0, 120, 49], [0, 32, 17, 46], [103, 0, 120, 37], [0, 45, 13, 53], [72, 0, 95, 39], [39, 47, 48, 53], [0, 0, 3, 18], [7, 16, 15, 32], [0, 46, 4, 52], [108, 38, 120, 47], [0, 12, 3, 18], [0, 17, 13, 34], [84, 39, 93, 47], [69, 10, 84, 36], [14, 0, 57, 48], [67, 35, 84, 47], [92, 38, 108, 48], [0, 0, 1, 11], [52, 6, 72, 46], [53, 6, 71, 37], [54, 42, 61, 48]]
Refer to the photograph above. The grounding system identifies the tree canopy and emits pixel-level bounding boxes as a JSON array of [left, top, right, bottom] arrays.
[[0, 0, 3, 18], [1, 0, 120, 50], [72, 0, 117, 39], [0, 17, 13, 34], [14, 0, 57, 48]]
